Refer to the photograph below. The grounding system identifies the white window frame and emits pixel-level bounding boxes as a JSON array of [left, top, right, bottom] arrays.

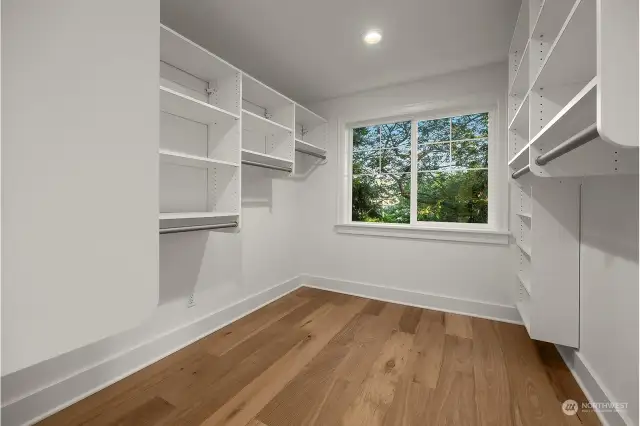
[[335, 103, 509, 245]]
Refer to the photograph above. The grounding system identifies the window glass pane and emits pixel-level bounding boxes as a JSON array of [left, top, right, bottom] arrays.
[[380, 146, 410, 174], [418, 118, 450, 143], [451, 113, 488, 140], [353, 148, 379, 174], [417, 142, 451, 171], [353, 125, 380, 150], [380, 121, 411, 149], [451, 139, 488, 169], [351, 173, 410, 224], [417, 170, 488, 223]]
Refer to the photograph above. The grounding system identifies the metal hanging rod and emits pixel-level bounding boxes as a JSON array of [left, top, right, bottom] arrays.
[[512, 165, 530, 180], [160, 222, 238, 235], [241, 160, 292, 172], [295, 147, 327, 160], [535, 123, 598, 166]]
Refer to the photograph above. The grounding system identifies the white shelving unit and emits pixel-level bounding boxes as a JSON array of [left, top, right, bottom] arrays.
[[159, 25, 328, 232], [506, 0, 637, 347]]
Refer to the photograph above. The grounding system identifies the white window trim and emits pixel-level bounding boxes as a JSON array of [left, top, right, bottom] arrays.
[[335, 102, 509, 245]]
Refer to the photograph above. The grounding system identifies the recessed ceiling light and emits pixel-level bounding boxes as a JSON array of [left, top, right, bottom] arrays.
[[363, 30, 382, 45]]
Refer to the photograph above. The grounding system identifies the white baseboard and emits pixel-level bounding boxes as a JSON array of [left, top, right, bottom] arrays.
[[301, 274, 522, 324], [556, 346, 633, 426], [1, 276, 301, 426]]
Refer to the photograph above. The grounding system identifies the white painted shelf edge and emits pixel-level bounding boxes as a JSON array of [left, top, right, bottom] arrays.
[[508, 40, 530, 96], [518, 271, 531, 295], [242, 109, 293, 133], [159, 149, 239, 169], [516, 212, 532, 219], [516, 240, 532, 257], [508, 93, 530, 131], [242, 149, 293, 168], [160, 86, 240, 125], [295, 103, 328, 129], [295, 139, 326, 156], [508, 145, 530, 170], [530, 77, 596, 147]]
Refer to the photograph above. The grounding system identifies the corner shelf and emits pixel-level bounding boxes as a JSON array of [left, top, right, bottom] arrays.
[[516, 240, 532, 257], [160, 86, 239, 126], [517, 212, 532, 220], [160, 149, 239, 169]]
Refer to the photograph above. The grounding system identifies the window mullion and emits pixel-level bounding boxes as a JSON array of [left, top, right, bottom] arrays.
[[410, 119, 418, 225]]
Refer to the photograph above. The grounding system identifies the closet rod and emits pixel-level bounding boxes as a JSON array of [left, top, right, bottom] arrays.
[[535, 123, 598, 166], [295, 148, 327, 160], [512, 165, 530, 180], [160, 222, 238, 234], [241, 160, 292, 172]]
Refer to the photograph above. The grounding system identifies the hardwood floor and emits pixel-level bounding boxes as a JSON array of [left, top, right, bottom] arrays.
[[38, 288, 600, 426]]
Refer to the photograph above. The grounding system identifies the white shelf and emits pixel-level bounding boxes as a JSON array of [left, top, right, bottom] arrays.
[[295, 139, 326, 157], [509, 41, 530, 97], [242, 109, 292, 136], [508, 94, 530, 136], [160, 86, 239, 125], [159, 149, 239, 169], [531, 0, 596, 90], [160, 25, 238, 82], [242, 149, 293, 170], [517, 212, 532, 220], [159, 211, 239, 229], [509, 145, 530, 171], [295, 104, 327, 130], [516, 240, 532, 257], [518, 271, 532, 295], [242, 74, 292, 110], [531, 78, 596, 150]]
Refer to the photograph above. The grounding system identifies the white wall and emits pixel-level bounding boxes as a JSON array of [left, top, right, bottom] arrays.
[[302, 62, 515, 308], [561, 176, 639, 426], [2, 0, 160, 375]]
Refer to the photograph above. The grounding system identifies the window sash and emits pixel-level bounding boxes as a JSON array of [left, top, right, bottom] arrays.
[[348, 110, 492, 227]]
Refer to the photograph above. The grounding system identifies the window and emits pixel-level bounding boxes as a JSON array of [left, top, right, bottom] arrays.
[[350, 111, 490, 226]]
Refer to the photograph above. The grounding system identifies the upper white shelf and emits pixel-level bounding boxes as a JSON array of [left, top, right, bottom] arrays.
[[531, 0, 576, 41], [531, 0, 596, 90], [295, 139, 326, 158], [516, 240, 532, 257], [509, 94, 529, 137], [242, 109, 292, 136], [242, 74, 292, 110], [160, 86, 239, 126], [295, 104, 327, 130], [517, 212, 532, 220], [159, 149, 239, 169], [509, 145, 530, 171], [160, 25, 238, 83]]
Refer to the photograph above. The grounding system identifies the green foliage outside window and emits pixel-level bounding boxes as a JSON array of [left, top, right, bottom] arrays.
[[351, 113, 489, 224]]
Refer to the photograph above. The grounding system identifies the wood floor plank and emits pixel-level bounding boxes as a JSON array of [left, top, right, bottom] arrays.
[[424, 335, 477, 426], [472, 317, 513, 426], [496, 322, 571, 426], [361, 299, 386, 316], [256, 314, 370, 426], [445, 312, 473, 339], [108, 396, 174, 426], [246, 420, 269, 426], [398, 306, 422, 334], [383, 310, 444, 426], [312, 304, 405, 426], [534, 341, 601, 426], [341, 330, 415, 426], [199, 297, 368, 426], [206, 293, 307, 356]]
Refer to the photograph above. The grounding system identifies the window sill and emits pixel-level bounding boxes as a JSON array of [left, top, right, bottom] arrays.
[[334, 223, 510, 245]]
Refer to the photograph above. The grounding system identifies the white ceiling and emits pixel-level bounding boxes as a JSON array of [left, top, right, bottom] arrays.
[[161, 0, 520, 104]]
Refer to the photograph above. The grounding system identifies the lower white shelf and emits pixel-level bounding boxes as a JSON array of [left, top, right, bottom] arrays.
[[516, 240, 532, 257], [159, 212, 239, 230], [160, 149, 239, 169], [242, 149, 293, 171], [295, 139, 326, 158], [518, 271, 531, 295]]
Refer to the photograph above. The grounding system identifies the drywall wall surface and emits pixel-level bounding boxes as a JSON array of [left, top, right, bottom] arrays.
[[302, 62, 514, 307], [2, 0, 160, 374], [570, 175, 638, 426]]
